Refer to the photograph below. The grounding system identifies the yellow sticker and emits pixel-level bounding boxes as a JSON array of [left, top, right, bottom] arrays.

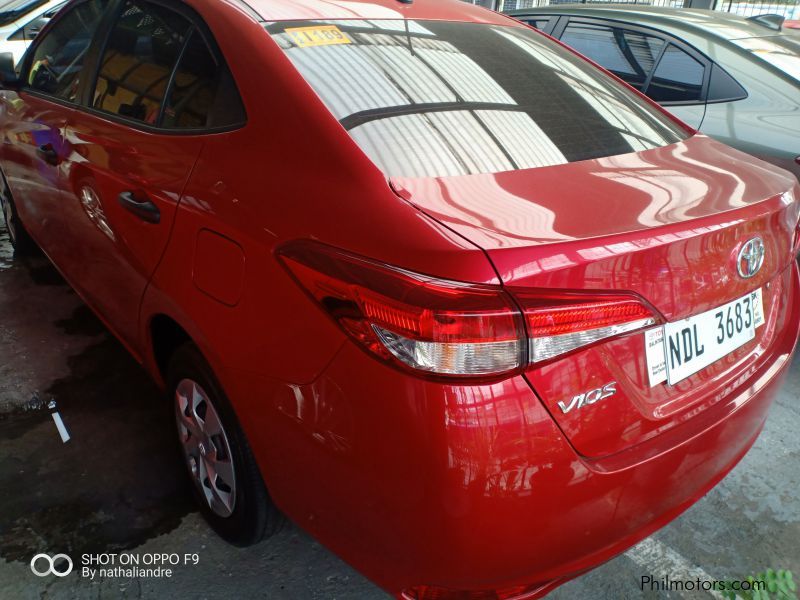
[[286, 25, 352, 48]]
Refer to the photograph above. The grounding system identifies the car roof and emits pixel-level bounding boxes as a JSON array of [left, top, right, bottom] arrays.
[[507, 5, 793, 40], [235, 0, 514, 25]]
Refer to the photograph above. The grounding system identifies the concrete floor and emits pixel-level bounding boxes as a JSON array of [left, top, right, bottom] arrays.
[[0, 228, 797, 600]]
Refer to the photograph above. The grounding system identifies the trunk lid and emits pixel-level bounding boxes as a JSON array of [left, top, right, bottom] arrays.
[[392, 135, 800, 458]]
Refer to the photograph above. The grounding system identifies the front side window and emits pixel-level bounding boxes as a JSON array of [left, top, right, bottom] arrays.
[[26, 0, 107, 102], [560, 22, 665, 92], [93, 0, 190, 124], [647, 44, 705, 103], [267, 20, 687, 179]]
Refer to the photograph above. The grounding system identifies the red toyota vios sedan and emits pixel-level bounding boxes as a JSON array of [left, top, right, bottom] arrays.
[[1, 0, 799, 597]]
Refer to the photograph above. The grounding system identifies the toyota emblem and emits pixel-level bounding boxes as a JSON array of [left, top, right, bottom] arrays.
[[737, 237, 765, 279]]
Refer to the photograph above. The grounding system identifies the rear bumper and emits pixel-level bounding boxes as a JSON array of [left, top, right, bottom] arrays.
[[221, 265, 800, 598]]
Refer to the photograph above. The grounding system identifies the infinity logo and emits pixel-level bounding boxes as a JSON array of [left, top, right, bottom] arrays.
[[30, 553, 73, 577]]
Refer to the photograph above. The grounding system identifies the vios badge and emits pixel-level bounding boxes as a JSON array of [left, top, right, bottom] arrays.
[[558, 382, 617, 414], [737, 237, 765, 279]]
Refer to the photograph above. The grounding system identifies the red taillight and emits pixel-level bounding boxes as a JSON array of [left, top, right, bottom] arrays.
[[278, 241, 526, 379], [515, 292, 657, 363], [279, 241, 658, 379], [525, 298, 653, 337]]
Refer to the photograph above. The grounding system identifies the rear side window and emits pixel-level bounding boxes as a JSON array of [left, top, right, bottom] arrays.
[[647, 44, 705, 103], [93, 0, 191, 124], [161, 30, 246, 129], [561, 23, 665, 92], [26, 0, 108, 102], [267, 20, 687, 179], [706, 63, 747, 103]]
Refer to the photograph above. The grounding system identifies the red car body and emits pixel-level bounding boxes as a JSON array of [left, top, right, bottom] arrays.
[[1, 0, 800, 598]]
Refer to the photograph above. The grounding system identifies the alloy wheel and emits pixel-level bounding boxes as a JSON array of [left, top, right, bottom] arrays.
[[174, 379, 237, 518]]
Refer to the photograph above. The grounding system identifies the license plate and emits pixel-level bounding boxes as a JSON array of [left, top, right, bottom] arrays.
[[645, 289, 764, 386]]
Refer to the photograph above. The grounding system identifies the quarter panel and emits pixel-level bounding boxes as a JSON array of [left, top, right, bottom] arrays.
[[686, 41, 800, 163], [218, 299, 797, 595], [141, 4, 503, 386]]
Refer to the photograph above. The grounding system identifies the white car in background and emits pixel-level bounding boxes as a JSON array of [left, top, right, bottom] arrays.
[[0, 0, 64, 66]]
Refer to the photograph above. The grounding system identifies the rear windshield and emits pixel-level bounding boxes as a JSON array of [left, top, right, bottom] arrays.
[[731, 36, 800, 84], [266, 19, 688, 179], [0, 0, 46, 26]]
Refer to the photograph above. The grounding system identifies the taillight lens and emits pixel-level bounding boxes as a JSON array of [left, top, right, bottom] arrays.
[[279, 241, 658, 379], [515, 292, 657, 363], [278, 241, 526, 379]]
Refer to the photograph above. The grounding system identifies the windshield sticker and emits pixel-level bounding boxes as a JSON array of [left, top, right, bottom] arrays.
[[286, 25, 352, 48]]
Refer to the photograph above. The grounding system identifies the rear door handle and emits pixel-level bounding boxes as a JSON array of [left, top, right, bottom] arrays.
[[118, 191, 160, 224], [36, 143, 59, 166]]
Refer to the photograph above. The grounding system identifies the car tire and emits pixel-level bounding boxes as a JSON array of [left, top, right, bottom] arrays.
[[167, 343, 283, 546], [1, 173, 36, 255]]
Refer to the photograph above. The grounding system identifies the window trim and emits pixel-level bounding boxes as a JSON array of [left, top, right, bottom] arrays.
[[19, 0, 247, 136], [156, 26, 196, 126], [514, 14, 560, 36]]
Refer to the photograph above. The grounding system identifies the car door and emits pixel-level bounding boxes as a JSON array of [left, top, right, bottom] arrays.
[[555, 18, 709, 129], [0, 0, 107, 255], [52, 0, 202, 354], [58, 0, 245, 355]]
